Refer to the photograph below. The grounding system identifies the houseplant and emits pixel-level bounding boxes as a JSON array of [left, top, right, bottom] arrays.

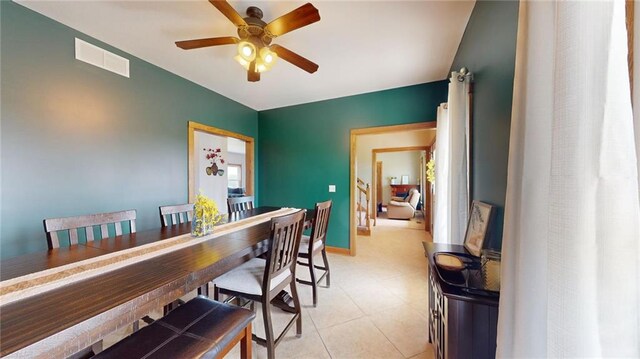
[[192, 192, 224, 237]]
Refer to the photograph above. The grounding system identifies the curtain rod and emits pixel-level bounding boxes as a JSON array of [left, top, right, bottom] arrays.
[[456, 67, 473, 82]]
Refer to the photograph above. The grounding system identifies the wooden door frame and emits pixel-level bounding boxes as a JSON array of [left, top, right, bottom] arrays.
[[371, 146, 430, 230], [188, 121, 255, 203], [349, 122, 437, 256], [375, 161, 383, 226]]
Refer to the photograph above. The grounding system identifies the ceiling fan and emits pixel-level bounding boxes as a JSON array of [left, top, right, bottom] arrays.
[[176, 0, 320, 82]]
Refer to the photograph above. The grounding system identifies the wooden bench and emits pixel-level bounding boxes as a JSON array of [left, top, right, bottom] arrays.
[[94, 297, 254, 359]]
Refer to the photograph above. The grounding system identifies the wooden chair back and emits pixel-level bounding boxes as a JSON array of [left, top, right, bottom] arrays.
[[309, 200, 332, 253], [159, 203, 194, 227], [43, 210, 136, 249], [263, 209, 306, 291], [227, 196, 255, 214]]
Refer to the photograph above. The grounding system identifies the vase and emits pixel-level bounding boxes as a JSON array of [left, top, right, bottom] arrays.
[[191, 213, 214, 237]]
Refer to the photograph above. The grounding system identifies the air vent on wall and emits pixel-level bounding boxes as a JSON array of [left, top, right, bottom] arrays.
[[75, 38, 129, 78]]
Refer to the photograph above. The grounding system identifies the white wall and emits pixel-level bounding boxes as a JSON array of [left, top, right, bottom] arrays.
[[195, 131, 228, 214], [378, 151, 423, 203]]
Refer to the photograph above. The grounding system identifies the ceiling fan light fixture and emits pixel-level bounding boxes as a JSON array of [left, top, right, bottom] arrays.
[[176, 1, 320, 82], [237, 41, 256, 62], [255, 59, 269, 73], [234, 55, 250, 70], [259, 47, 277, 65]]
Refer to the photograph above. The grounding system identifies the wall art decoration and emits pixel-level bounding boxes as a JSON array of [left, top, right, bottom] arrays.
[[203, 147, 225, 176]]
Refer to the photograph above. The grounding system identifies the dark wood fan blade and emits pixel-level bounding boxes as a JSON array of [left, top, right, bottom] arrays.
[[175, 37, 239, 50], [264, 3, 320, 37], [271, 44, 318, 73], [209, 0, 247, 27], [248, 61, 260, 82]]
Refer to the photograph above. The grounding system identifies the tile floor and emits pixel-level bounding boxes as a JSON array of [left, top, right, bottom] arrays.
[[225, 215, 435, 359], [104, 215, 435, 358]]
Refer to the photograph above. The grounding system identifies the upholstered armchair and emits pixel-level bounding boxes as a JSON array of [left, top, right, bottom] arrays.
[[387, 188, 420, 219]]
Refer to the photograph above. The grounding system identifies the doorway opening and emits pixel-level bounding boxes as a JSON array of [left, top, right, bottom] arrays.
[[349, 122, 436, 255], [372, 146, 431, 231], [187, 121, 255, 212]]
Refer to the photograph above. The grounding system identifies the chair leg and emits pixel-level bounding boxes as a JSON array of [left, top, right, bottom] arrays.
[[289, 282, 302, 337], [241, 323, 252, 359], [262, 298, 276, 359], [321, 249, 331, 287], [197, 283, 210, 297], [213, 285, 219, 301], [308, 253, 318, 307], [163, 300, 180, 315]]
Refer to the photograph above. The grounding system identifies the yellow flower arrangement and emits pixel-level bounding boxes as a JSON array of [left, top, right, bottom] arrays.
[[191, 192, 225, 237], [426, 158, 435, 184]]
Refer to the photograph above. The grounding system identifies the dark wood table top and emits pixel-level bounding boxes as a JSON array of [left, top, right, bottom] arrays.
[[0, 207, 282, 281], [1, 244, 109, 281], [0, 206, 296, 357]]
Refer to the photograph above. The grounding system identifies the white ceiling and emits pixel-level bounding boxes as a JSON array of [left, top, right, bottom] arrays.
[[16, 0, 475, 111]]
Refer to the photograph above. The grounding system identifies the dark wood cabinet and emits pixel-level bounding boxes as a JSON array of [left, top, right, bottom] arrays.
[[424, 242, 499, 359]]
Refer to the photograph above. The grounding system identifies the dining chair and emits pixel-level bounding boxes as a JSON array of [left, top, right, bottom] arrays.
[[213, 209, 307, 359], [158, 203, 194, 314], [43, 209, 137, 249], [227, 195, 255, 214], [43, 209, 141, 356], [159, 203, 194, 227], [296, 200, 332, 307]]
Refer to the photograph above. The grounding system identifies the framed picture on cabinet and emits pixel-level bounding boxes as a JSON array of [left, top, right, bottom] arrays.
[[463, 201, 495, 257]]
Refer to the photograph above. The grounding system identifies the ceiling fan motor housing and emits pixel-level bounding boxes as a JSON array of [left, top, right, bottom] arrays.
[[238, 6, 272, 46]]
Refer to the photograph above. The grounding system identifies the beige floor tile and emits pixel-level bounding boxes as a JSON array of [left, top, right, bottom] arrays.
[[409, 345, 436, 359], [318, 317, 404, 359], [305, 286, 365, 329], [369, 306, 431, 357], [225, 308, 330, 359], [342, 281, 404, 315]]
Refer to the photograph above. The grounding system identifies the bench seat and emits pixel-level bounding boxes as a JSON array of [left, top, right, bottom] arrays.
[[94, 297, 255, 359]]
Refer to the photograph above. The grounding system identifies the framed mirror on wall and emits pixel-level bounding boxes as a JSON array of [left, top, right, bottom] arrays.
[[187, 121, 255, 213]]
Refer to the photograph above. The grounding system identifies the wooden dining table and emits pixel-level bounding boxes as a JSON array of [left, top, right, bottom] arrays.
[[0, 206, 308, 358]]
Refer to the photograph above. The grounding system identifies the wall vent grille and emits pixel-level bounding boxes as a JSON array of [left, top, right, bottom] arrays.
[[75, 38, 129, 78]]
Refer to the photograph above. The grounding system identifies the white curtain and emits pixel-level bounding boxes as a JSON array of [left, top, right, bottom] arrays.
[[497, 1, 640, 357], [433, 72, 470, 244], [434, 103, 450, 243], [635, 1, 640, 198]]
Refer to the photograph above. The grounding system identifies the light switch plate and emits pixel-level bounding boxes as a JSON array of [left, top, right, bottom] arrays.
[[329, 185, 336, 193]]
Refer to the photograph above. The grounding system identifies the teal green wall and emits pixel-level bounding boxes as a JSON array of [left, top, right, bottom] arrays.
[[0, 1, 258, 258], [257, 82, 449, 249], [450, 0, 519, 249]]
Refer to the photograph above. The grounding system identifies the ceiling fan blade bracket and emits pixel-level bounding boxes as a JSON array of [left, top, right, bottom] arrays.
[[263, 29, 277, 39]]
